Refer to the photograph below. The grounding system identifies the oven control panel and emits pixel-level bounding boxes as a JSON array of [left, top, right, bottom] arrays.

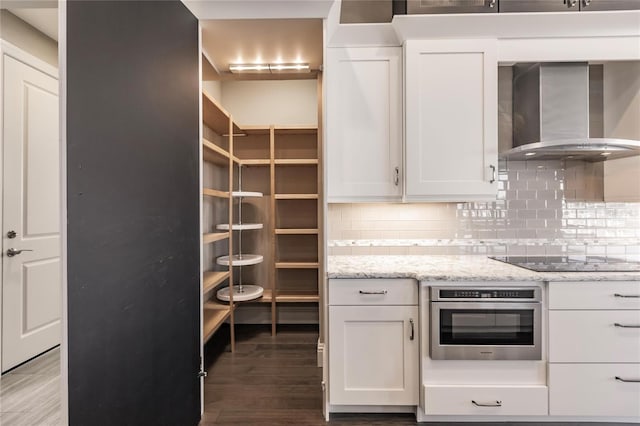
[[434, 288, 540, 301]]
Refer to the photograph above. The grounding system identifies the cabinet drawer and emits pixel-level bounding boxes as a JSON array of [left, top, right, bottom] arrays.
[[549, 363, 640, 417], [549, 310, 640, 362], [328, 279, 417, 305], [424, 385, 548, 416], [549, 281, 640, 310]]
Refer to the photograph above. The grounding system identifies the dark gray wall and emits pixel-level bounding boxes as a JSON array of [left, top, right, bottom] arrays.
[[66, 2, 200, 424]]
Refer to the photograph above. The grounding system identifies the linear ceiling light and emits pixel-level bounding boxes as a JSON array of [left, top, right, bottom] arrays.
[[228, 64, 270, 73], [270, 63, 310, 73], [229, 63, 310, 74]]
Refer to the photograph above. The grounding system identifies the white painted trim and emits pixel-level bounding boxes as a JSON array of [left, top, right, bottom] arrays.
[[393, 10, 640, 40], [321, 13, 330, 422], [58, 1, 68, 424], [198, 20, 205, 416], [316, 339, 323, 367], [498, 36, 640, 63], [181, 0, 334, 20], [0, 40, 58, 78], [0, 32, 4, 380]]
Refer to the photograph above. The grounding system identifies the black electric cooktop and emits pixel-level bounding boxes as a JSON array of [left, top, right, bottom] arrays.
[[490, 256, 640, 272]]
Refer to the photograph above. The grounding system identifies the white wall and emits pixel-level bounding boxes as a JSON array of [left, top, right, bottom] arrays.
[[221, 79, 317, 126], [0, 10, 58, 67], [202, 80, 222, 103]]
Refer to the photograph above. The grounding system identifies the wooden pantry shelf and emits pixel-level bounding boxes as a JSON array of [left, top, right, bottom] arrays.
[[202, 90, 240, 136], [238, 159, 271, 166], [274, 125, 318, 134], [240, 289, 273, 303], [239, 125, 270, 135], [202, 138, 231, 165], [203, 305, 232, 343], [275, 228, 319, 235], [275, 262, 319, 269], [274, 194, 318, 200], [203, 188, 230, 198], [203, 232, 229, 244], [275, 292, 319, 303], [203, 271, 230, 294], [274, 159, 318, 165]]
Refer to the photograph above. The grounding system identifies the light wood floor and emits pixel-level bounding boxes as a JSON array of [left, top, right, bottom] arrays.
[[0, 347, 62, 426]]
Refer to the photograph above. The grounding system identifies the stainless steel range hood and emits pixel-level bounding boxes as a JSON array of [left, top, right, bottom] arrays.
[[500, 62, 640, 162]]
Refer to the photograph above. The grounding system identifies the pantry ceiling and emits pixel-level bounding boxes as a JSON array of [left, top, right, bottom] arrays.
[[201, 19, 323, 81]]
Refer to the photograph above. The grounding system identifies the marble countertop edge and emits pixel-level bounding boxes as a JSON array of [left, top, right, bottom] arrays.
[[327, 255, 640, 282]]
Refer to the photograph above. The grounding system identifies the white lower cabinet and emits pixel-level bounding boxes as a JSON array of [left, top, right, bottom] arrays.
[[549, 363, 640, 417], [328, 279, 419, 406], [548, 281, 640, 418], [425, 385, 548, 416]]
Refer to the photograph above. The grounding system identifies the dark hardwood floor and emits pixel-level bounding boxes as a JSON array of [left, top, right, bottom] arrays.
[[201, 324, 629, 426]]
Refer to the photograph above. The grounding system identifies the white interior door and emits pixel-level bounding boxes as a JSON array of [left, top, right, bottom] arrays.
[[2, 54, 60, 372]]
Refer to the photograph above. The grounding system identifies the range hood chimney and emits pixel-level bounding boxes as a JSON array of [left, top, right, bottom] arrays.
[[501, 62, 640, 161]]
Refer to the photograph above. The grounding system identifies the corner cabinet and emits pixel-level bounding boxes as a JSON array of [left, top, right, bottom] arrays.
[[326, 47, 403, 202], [404, 39, 498, 201], [328, 279, 419, 406]]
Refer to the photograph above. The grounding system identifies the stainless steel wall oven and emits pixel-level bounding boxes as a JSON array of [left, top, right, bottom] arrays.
[[430, 287, 542, 360]]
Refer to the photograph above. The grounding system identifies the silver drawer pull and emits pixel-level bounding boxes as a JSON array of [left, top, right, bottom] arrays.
[[409, 318, 415, 341], [614, 323, 640, 328], [615, 376, 640, 383], [472, 400, 502, 407], [614, 293, 640, 298], [359, 290, 387, 295]]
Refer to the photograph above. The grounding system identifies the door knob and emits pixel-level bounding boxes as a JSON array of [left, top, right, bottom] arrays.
[[6, 230, 16, 239], [6, 248, 33, 257]]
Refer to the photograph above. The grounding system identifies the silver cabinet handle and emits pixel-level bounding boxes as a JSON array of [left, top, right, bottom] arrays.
[[472, 400, 502, 407], [6, 248, 33, 257], [394, 167, 399, 186], [615, 376, 640, 383], [614, 293, 640, 298], [358, 290, 387, 295], [614, 323, 640, 328], [489, 165, 496, 183], [409, 318, 415, 341], [567, 0, 578, 7], [488, 0, 496, 7], [583, 0, 591, 6]]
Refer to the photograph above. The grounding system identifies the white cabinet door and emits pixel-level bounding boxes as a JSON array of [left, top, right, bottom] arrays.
[[405, 39, 498, 201], [329, 305, 419, 405], [326, 47, 403, 202]]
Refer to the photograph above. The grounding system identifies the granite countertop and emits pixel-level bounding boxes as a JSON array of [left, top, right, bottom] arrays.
[[327, 255, 640, 282]]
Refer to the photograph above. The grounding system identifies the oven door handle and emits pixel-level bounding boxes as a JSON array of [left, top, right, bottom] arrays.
[[472, 400, 502, 407]]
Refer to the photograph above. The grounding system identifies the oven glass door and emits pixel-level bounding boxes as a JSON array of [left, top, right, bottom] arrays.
[[440, 308, 534, 346], [431, 302, 541, 360]]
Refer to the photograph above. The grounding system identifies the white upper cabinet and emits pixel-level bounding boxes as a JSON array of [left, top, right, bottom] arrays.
[[404, 39, 498, 201], [327, 47, 403, 202]]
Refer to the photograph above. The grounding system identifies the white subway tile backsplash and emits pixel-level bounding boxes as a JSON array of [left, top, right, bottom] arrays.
[[328, 159, 640, 257]]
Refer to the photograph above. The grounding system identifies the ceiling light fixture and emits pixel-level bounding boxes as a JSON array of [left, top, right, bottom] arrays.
[[524, 152, 536, 157], [229, 63, 310, 74], [270, 63, 310, 73], [228, 64, 270, 73]]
